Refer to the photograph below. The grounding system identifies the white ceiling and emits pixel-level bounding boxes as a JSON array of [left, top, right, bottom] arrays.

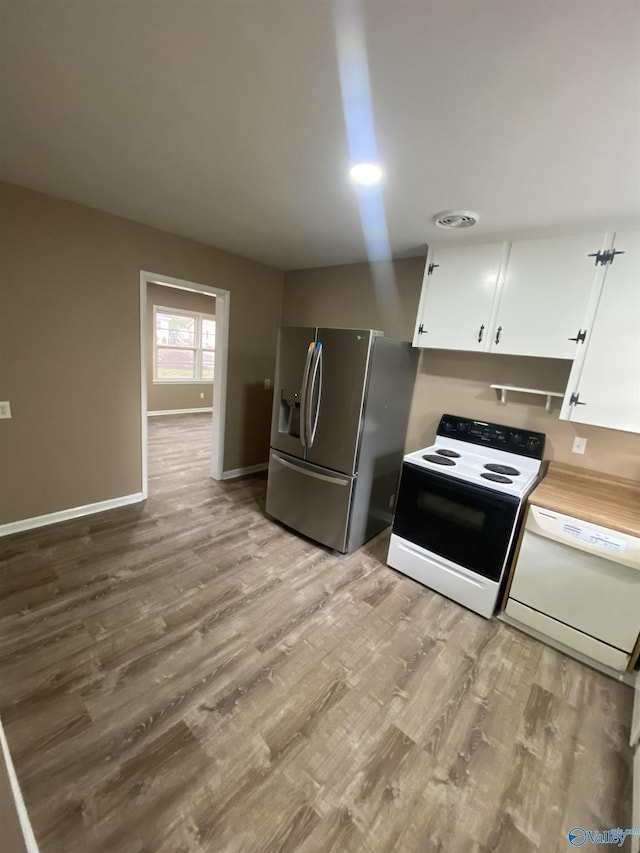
[[1, 1, 639, 270]]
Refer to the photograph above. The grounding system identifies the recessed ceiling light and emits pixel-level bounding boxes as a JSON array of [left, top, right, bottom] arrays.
[[349, 163, 383, 186], [434, 209, 479, 229]]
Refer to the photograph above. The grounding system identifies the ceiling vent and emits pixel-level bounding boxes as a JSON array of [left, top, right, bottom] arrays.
[[433, 210, 479, 229]]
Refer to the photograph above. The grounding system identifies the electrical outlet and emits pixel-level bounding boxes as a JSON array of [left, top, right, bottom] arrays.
[[0, 401, 11, 419], [264, 378, 272, 390], [199, 392, 204, 399], [572, 436, 587, 454]]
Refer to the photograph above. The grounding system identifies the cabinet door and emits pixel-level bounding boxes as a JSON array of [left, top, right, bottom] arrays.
[[412, 243, 505, 351], [563, 230, 640, 433], [491, 234, 602, 358]]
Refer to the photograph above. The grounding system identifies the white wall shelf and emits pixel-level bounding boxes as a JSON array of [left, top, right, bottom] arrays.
[[490, 384, 564, 413]]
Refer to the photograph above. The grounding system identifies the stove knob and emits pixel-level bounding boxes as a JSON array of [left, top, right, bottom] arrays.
[[526, 437, 540, 450], [457, 422, 468, 432], [511, 432, 523, 445]]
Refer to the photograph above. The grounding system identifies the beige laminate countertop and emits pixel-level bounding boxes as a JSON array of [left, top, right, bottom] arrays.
[[529, 462, 640, 538]]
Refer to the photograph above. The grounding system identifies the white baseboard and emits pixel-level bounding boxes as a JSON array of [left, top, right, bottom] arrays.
[[0, 718, 40, 853], [0, 492, 145, 538], [147, 408, 213, 417], [222, 462, 268, 480]]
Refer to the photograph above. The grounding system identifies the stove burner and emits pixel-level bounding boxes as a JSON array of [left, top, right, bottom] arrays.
[[484, 463, 521, 476], [435, 449, 461, 458], [481, 472, 513, 484], [422, 454, 456, 466]]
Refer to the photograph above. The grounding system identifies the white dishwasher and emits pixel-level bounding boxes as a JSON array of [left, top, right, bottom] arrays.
[[502, 462, 640, 678]]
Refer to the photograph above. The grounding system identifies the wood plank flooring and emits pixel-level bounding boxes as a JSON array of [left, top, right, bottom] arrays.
[[0, 413, 633, 852]]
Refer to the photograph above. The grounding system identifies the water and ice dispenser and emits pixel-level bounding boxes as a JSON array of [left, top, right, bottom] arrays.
[[278, 388, 302, 438]]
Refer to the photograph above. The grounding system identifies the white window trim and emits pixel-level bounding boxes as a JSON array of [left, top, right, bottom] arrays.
[[153, 304, 215, 384]]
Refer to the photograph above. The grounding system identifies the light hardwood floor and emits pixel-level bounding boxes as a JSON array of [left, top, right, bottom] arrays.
[[0, 414, 633, 852]]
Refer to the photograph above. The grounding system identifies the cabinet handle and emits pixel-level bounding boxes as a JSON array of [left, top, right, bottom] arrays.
[[569, 392, 586, 407], [477, 324, 485, 343], [568, 329, 587, 344], [495, 326, 502, 345]]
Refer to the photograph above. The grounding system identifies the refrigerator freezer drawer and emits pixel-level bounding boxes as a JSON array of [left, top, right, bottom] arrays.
[[266, 451, 354, 552]]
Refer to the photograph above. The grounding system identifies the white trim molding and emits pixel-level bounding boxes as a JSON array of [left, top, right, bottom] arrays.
[[147, 408, 213, 417], [222, 462, 268, 480], [0, 492, 144, 538], [140, 271, 230, 492], [0, 719, 39, 852]]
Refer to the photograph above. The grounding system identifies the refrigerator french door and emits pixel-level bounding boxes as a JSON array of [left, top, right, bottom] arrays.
[[266, 327, 418, 553]]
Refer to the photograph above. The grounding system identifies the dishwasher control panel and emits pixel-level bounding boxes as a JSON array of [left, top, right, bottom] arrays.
[[528, 505, 639, 567], [558, 521, 628, 554]]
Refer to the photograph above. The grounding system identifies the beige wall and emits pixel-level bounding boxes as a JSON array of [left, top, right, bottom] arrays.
[[283, 258, 640, 481], [0, 182, 282, 525], [146, 282, 215, 412], [281, 257, 425, 341]]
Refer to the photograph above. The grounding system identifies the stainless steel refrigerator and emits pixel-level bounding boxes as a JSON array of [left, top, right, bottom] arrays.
[[266, 327, 418, 553]]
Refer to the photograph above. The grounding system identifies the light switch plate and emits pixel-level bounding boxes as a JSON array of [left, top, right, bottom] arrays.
[[0, 401, 11, 419]]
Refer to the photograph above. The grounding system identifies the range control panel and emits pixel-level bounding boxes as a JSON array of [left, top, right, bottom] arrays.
[[437, 414, 546, 459]]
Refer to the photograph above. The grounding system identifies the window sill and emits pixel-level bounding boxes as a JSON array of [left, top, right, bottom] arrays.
[[152, 380, 214, 385]]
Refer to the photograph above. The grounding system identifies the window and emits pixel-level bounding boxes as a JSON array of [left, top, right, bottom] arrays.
[[153, 306, 215, 383]]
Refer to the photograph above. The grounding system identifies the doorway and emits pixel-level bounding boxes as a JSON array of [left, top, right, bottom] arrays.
[[139, 271, 230, 497]]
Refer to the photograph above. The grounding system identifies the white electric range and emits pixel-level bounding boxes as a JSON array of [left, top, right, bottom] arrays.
[[387, 414, 546, 618]]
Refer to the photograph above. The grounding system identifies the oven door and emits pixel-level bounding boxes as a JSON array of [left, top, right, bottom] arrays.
[[392, 462, 521, 582]]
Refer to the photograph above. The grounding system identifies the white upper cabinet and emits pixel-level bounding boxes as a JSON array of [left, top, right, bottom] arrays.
[[561, 230, 640, 433], [413, 234, 603, 359], [412, 243, 506, 351], [492, 234, 604, 358]]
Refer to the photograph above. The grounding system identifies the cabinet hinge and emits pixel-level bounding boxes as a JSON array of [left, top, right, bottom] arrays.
[[417, 323, 427, 335], [567, 329, 587, 344], [588, 249, 625, 266], [427, 262, 439, 275], [569, 392, 586, 407]]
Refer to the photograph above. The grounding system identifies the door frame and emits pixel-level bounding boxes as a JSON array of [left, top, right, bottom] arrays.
[[139, 271, 231, 496]]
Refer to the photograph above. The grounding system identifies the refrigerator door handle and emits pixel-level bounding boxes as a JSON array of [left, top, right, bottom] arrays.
[[271, 453, 350, 486], [299, 341, 315, 448], [307, 342, 323, 447]]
